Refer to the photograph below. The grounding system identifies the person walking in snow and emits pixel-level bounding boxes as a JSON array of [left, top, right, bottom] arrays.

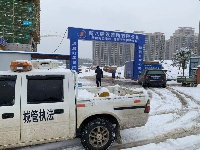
[[95, 66, 103, 87]]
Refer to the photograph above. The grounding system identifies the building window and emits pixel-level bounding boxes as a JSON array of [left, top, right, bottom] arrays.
[[0, 75, 16, 106], [27, 75, 64, 104]]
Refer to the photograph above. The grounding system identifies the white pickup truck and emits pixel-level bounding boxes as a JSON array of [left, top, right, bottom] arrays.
[[0, 59, 150, 150]]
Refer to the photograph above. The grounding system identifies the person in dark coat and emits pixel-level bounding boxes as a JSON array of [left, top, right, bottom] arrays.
[[95, 66, 103, 87]]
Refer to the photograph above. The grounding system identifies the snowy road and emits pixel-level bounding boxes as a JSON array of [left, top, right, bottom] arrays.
[[18, 77, 200, 150], [116, 86, 200, 149]]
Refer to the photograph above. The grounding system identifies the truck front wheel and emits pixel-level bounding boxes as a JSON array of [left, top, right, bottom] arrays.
[[81, 118, 115, 150]]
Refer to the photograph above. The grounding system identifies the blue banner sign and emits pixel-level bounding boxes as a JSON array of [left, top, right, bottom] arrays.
[[68, 27, 145, 44], [134, 44, 144, 79], [143, 64, 162, 70], [0, 38, 6, 47], [68, 27, 145, 79], [70, 39, 78, 71]]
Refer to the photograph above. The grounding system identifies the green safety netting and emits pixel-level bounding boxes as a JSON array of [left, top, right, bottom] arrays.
[[0, 0, 40, 44]]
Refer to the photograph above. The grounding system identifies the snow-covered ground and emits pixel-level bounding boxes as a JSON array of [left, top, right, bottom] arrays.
[[120, 87, 200, 150], [77, 62, 200, 150], [79, 60, 188, 80]]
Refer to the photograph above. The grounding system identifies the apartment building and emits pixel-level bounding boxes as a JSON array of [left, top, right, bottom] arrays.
[[167, 27, 198, 60], [92, 27, 199, 65], [92, 32, 165, 66], [144, 32, 165, 61], [165, 39, 171, 60], [92, 41, 134, 66]]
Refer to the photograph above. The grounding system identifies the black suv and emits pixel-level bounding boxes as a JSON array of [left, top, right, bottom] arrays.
[[138, 69, 167, 87]]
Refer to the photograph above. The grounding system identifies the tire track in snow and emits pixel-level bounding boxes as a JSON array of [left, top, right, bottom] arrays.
[[153, 87, 188, 108], [148, 87, 186, 117], [149, 86, 200, 122], [167, 86, 200, 124], [146, 88, 165, 112], [147, 86, 200, 123], [110, 125, 200, 150], [166, 86, 189, 108], [169, 86, 200, 106], [147, 87, 198, 126], [110, 86, 200, 150], [146, 87, 189, 126]]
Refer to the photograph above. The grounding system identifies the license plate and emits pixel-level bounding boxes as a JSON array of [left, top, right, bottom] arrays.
[[152, 76, 160, 80]]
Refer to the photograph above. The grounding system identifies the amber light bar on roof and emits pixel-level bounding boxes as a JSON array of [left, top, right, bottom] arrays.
[[10, 60, 32, 72]]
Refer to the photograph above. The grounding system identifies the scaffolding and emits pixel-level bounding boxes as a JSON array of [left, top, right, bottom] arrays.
[[0, 0, 40, 46]]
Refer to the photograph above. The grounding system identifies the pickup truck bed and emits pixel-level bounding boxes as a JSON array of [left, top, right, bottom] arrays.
[[177, 76, 197, 86], [77, 85, 146, 101], [76, 85, 149, 130]]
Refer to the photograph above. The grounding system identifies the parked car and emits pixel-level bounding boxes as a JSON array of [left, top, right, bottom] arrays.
[[138, 69, 167, 87]]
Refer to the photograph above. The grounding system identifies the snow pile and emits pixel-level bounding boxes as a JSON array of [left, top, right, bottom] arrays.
[[77, 89, 95, 100], [77, 85, 146, 101], [161, 60, 189, 79], [98, 87, 111, 97], [98, 87, 110, 93], [77, 87, 116, 100]]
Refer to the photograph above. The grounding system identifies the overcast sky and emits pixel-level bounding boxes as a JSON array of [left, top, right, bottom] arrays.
[[37, 0, 200, 59]]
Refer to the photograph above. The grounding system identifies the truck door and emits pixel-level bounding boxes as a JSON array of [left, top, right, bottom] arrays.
[[0, 75, 20, 146], [20, 74, 71, 143]]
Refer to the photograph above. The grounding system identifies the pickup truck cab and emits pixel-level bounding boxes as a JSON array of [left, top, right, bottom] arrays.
[[0, 59, 150, 150]]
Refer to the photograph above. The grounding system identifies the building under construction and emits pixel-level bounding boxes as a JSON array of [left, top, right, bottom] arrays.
[[0, 0, 40, 51]]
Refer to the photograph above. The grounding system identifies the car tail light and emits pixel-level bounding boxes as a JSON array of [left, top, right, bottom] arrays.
[[164, 76, 166, 80], [144, 99, 150, 113]]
